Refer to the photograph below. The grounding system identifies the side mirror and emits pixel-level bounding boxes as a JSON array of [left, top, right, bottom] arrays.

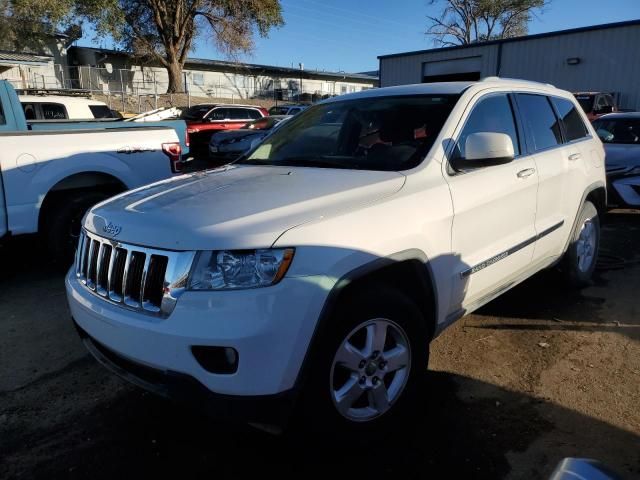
[[451, 132, 515, 170]]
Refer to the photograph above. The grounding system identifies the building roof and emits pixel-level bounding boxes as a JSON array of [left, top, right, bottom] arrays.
[[0, 51, 52, 66], [378, 19, 640, 60], [67, 46, 378, 84]]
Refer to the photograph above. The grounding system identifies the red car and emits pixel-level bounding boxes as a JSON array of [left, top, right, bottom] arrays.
[[181, 104, 269, 158]]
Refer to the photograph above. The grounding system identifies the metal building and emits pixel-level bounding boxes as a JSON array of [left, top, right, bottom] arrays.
[[378, 19, 640, 110]]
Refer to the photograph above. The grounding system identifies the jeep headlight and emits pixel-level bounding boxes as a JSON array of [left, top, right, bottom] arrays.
[[188, 249, 295, 290]]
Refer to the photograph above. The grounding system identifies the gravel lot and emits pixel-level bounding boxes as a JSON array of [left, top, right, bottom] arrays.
[[1, 211, 639, 479]]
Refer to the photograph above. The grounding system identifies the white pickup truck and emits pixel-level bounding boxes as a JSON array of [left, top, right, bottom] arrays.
[[67, 78, 606, 433], [0, 80, 185, 258]]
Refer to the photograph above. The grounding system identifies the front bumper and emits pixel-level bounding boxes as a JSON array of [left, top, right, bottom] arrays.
[[66, 269, 333, 398], [607, 174, 640, 208], [74, 320, 295, 424]]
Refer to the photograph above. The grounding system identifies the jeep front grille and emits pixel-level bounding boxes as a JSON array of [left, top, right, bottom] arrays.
[[75, 230, 195, 317]]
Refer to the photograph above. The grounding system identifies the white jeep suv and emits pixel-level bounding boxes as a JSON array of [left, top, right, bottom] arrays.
[[66, 78, 605, 431]]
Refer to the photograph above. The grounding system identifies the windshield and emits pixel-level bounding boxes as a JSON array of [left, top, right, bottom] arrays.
[[238, 94, 459, 171], [593, 118, 640, 144], [180, 105, 213, 120], [575, 95, 595, 113]]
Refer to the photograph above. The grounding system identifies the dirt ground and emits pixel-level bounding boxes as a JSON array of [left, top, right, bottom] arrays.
[[0, 211, 638, 479]]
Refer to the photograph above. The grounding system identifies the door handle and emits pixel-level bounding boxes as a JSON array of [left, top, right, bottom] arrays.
[[568, 153, 582, 161], [517, 168, 536, 179]]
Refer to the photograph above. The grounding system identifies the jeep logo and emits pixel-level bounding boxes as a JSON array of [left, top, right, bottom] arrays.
[[102, 222, 122, 237]]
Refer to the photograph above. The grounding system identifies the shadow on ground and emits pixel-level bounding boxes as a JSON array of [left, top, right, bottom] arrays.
[[1, 365, 638, 479]]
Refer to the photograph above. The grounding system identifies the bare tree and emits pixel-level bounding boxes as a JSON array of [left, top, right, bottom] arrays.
[[426, 0, 548, 47]]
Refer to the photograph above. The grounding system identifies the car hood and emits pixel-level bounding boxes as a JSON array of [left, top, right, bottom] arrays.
[[85, 165, 406, 251], [605, 143, 640, 171]]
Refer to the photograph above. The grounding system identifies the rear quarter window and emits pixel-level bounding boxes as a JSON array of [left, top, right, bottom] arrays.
[[89, 105, 114, 119], [551, 97, 589, 142]]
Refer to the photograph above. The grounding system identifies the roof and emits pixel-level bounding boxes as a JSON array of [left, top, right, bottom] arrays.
[[0, 51, 52, 66], [323, 81, 474, 103], [18, 95, 107, 106], [67, 46, 378, 84], [378, 19, 640, 60], [322, 77, 564, 103]]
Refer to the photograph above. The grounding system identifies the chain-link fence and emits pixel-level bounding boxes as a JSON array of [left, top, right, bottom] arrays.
[[1, 63, 364, 114]]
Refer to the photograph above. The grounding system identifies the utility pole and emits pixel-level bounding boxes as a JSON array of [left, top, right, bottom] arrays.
[[299, 63, 304, 102]]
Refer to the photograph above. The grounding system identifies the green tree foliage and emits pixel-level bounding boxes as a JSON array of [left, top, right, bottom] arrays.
[[426, 0, 548, 47], [1, 0, 284, 92]]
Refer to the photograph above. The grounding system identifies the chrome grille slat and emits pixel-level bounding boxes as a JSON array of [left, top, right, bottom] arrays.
[[96, 244, 112, 297], [106, 246, 117, 299], [86, 240, 98, 289], [121, 250, 133, 302], [73, 229, 195, 318], [139, 254, 152, 308]]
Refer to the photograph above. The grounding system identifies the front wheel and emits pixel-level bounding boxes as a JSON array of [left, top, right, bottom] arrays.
[[297, 286, 429, 433], [562, 200, 600, 287]]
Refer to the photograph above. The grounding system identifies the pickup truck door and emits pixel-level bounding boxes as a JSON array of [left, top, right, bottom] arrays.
[[0, 81, 28, 236], [0, 166, 7, 237], [443, 92, 539, 313]]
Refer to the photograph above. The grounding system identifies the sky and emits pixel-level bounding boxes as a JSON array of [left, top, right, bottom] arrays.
[[78, 0, 640, 74]]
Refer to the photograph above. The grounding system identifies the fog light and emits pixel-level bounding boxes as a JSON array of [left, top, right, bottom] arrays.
[[191, 346, 239, 374]]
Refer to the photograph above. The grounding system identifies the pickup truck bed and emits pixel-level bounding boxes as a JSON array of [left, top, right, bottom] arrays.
[[0, 80, 186, 259]]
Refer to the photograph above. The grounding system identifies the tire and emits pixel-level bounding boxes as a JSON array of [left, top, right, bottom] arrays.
[[561, 200, 600, 287], [295, 285, 429, 435], [44, 191, 110, 264]]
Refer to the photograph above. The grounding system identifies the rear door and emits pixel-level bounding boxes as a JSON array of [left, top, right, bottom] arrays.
[[445, 92, 539, 310], [514, 93, 573, 263]]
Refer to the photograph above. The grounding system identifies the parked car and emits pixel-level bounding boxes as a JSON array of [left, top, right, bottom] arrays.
[[209, 115, 290, 164], [0, 80, 187, 260], [593, 112, 640, 208], [181, 103, 269, 158], [67, 78, 605, 433], [268, 104, 308, 116], [573, 92, 617, 121], [20, 95, 117, 120]]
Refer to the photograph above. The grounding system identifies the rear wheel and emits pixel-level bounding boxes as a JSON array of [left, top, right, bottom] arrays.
[[44, 191, 110, 264], [297, 286, 429, 434], [562, 201, 600, 287]]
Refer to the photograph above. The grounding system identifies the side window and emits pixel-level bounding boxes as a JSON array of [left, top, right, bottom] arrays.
[[22, 103, 37, 120], [41, 103, 67, 120], [551, 97, 589, 142], [210, 108, 230, 120], [604, 95, 615, 108], [242, 108, 262, 120], [515, 94, 562, 152], [455, 94, 520, 159]]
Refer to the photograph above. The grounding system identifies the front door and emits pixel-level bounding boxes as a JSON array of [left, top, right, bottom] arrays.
[[444, 92, 539, 312]]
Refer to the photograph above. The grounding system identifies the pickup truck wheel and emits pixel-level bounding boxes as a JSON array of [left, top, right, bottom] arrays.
[[562, 201, 600, 287], [297, 286, 429, 434], [45, 191, 110, 263]]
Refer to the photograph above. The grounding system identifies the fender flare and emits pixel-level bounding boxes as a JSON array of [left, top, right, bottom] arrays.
[[290, 249, 438, 392]]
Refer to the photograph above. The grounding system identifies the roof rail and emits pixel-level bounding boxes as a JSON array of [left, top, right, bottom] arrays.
[[481, 76, 556, 88]]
